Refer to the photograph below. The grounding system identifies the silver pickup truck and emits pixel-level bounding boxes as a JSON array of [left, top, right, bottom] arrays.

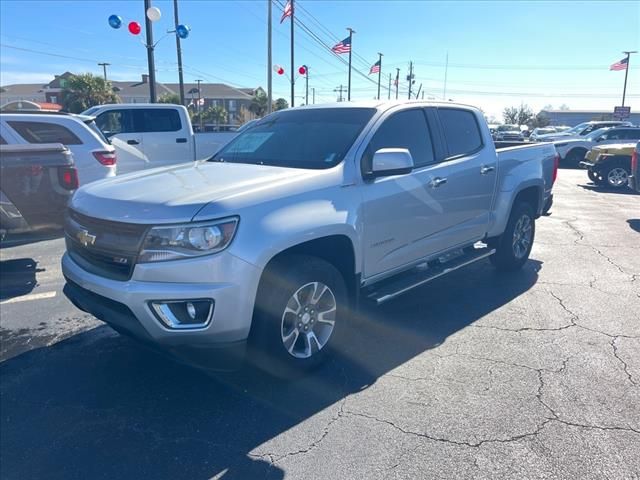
[[62, 101, 558, 375]]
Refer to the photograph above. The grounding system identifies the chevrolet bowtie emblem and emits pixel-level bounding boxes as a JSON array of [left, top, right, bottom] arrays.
[[77, 229, 97, 247]]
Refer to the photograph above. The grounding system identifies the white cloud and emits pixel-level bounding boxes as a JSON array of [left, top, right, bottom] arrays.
[[0, 71, 54, 85]]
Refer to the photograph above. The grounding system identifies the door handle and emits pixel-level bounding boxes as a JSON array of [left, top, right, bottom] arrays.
[[429, 177, 448, 188], [127, 139, 140, 145], [176, 138, 188, 143], [480, 165, 495, 175]]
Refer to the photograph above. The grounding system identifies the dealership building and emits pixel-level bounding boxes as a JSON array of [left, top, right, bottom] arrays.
[[540, 109, 640, 126]]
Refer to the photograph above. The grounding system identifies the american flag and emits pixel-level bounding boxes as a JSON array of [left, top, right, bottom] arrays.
[[394, 77, 399, 86], [280, 1, 292, 23], [369, 60, 381, 75], [331, 36, 351, 55], [610, 57, 629, 71]]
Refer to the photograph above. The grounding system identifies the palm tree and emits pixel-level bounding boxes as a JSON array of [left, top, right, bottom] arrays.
[[62, 73, 119, 113], [274, 98, 289, 111], [158, 93, 181, 104], [249, 92, 268, 117]]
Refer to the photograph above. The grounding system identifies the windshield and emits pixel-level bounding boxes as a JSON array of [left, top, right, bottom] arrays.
[[210, 108, 376, 169], [565, 122, 589, 135], [585, 128, 610, 141], [497, 124, 518, 131]]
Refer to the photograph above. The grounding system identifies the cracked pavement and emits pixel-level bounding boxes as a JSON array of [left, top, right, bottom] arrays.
[[1, 169, 639, 479]]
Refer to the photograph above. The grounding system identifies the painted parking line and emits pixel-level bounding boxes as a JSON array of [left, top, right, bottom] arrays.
[[0, 291, 57, 305]]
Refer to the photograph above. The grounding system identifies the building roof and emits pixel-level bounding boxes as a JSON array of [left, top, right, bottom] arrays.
[[0, 83, 47, 95]]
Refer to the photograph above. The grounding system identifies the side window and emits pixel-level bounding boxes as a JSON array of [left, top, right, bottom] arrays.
[[606, 130, 623, 140], [366, 109, 434, 170], [437, 108, 483, 158], [623, 129, 640, 140], [96, 110, 132, 137], [7, 121, 82, 145], [0, 134, 7, 145], [133, 109, 182, 133]]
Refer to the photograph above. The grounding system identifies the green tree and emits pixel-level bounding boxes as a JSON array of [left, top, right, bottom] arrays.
[[530, 111, 551, 129], [249, 92, 268, 117], [62, 73, 119, 113], [158, 93, 181, 104], [204, 105, 228, 125], [274, 98, 289, 111], [503, 104, 534, 126]]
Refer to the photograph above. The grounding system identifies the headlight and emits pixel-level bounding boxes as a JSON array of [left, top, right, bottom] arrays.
[[139, 217, 239, 263]]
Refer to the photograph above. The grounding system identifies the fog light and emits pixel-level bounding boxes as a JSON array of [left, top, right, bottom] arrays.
[[150, 299, 214, 330]]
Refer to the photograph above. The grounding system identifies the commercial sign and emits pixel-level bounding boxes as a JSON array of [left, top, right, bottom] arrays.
[[613, 106, 631, 119]]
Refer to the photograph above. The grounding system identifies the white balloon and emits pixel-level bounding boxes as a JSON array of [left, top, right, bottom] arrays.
[[146, 7, 162, 22]]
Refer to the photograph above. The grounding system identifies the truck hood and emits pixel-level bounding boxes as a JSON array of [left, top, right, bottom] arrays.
[[70, 161, 327, 223]]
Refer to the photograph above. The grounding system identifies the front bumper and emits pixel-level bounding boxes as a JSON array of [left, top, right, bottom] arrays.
[[579, 160, 596, 169], [62, 250, 263, 369]]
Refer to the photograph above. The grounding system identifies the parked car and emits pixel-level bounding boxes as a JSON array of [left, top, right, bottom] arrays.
[[0, 143, 78, 239], [630, 142, 640, 192], [554, 126, 640, 166], [535, 121, 633, 142], [0, 112, 116, 186], [494, 124, 524, 141], [84, 104, 236, 174], [530, 127, 558, 142], [62, 101, 558, 375], [580, 142, 636, 189]]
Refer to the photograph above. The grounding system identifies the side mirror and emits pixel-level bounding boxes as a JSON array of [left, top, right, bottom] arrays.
[[370, 148, 414, 177]]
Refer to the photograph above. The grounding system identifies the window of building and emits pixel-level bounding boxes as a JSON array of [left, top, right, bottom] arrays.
[[228, 100, 237, 112]]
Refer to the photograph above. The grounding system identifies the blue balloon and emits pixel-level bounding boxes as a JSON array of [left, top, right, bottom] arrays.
[[176, 24, 190, 39], [108, 14, 123, 29]]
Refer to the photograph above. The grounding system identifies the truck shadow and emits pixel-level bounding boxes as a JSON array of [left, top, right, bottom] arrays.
[[0, 259, 541, 480], [578, 183, 639, 196], [0, 258, 43, 301]]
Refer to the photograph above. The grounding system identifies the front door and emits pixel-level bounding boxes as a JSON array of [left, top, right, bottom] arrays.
[[95, 109, 146, 175]]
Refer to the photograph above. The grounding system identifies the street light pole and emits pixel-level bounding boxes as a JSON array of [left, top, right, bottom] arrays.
[[143, 0, 157, 102], [98, 63, 110, 81], [173, 0, 185, 106], [305, 65, 309, 105], [621, 50, 637, 107], [196, 79, 203, 131]]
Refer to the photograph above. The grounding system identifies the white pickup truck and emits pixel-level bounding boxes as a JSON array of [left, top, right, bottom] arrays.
[[83, 104, 237, 175], [62, 101, 558, 375]]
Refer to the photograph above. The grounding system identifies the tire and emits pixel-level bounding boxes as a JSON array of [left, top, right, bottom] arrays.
[[564, 149, 587, 168], [587, 170, 599, 183], [602, 161, 630, 189], [249, 254, 348, 377], [489, 202, 535, 272]]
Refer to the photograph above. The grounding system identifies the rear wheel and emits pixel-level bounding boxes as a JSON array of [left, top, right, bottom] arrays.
[[489, 202, 535, 272], [249, 254, 348, 377], [602, 162, 630, 189], [564, 149, 587, 168]]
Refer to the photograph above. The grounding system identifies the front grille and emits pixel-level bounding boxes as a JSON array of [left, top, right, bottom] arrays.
[[65, 210, 148, 281]]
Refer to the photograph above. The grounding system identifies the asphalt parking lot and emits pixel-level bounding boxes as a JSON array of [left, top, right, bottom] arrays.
[[1, 168, 638, 480]]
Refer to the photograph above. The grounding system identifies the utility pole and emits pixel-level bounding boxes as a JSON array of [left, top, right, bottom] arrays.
[[98, 63, 110, 81], [388, 73, 391, 100], [407, 61, 414, 100], [443, 52, 449, 101], [195, 79, 203, 132], [395, 68, 400, 99], [173, 0, 186, 106], [312, 87, 315, 104], [290, 0, 295, 107], [621, 50, 637, 107], [415, 83, 422, 100], [376, 52, 383, 100], [304, 65, 309, 105], [267, 0, 272, 114], [347, 27, 355, 101], [143, 0, 157, 102], [334, 85, 346, 102]]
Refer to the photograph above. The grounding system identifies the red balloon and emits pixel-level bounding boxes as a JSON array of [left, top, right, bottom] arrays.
[[298, 66, 307, 75], [128, 21, 141, 35], [277, 67, 284, 75]]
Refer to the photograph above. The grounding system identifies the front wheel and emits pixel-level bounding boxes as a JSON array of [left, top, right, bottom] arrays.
[[489, 202, 535, 272], [249, 254, 348, 377]]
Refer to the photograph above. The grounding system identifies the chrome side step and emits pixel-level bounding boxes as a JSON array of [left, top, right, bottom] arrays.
[[365, 247, 496, 305]]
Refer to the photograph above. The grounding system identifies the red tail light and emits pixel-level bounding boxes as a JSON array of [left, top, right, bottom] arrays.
[[552, 153, 559, 184], [632, 149, 638, 174], [59, 167, 79, 190], [93, 150, 117, 166]]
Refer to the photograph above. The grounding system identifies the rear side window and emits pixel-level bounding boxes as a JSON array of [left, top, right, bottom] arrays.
[[366, 109, 435, 168], [7, 121, 82, 145], [133, 109, 182, 132], [437, 109, 483, 158], [623, 129, 640, 140]]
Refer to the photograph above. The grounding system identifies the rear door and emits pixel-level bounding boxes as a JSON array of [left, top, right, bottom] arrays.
[[133, 108, 193, 168], [95, 108, 145, 174]]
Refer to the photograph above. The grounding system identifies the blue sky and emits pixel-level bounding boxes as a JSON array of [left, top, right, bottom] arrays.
[[1, 0, 638, 118]]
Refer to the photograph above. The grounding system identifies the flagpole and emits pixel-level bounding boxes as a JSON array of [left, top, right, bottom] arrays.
[[267, 0, 272, 114], [347, 27, 354, 101], [443, 52, 448, 100], [388, 73, 391, 100], [376, 52, 383, 100], [395, 68, 399, 99], [290, 0, 295, 108], [621, 51, 636, 107]]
